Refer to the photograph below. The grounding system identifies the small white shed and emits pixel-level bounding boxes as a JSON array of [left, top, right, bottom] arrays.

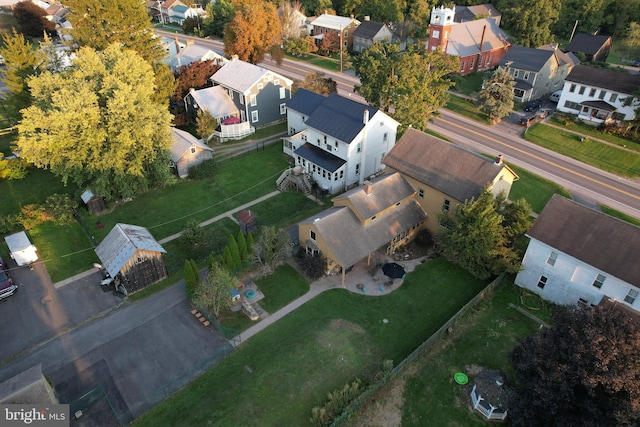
[[4, 231, 38, 266]]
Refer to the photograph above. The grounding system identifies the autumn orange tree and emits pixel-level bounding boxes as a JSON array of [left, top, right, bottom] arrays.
[[223, 0, 282, 64]]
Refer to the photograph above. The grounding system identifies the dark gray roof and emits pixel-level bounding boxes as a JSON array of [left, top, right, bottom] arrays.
[[300, 199, 426, 268], [305, 93, 379, 143], [565, 33, 611, 55], [382, 128, 512, 202], [453, 6, 475, 23], [538, 44, 580, 67], [353, 21, 386, 40], [566, 64, 640, 95], [580, 100, 616, 111], [333, 172, 416, 220], [95, 224, 166, 278], [287, 88, 325, 116], [294, 142, 346, 172], [528, 195, 640, 287], [514, 80, 533, 90], [499, 45, 554, 72]]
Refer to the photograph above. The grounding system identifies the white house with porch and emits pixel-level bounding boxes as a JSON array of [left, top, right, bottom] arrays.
[[281, 89, 399, 195], [556, 65, 640, 123]]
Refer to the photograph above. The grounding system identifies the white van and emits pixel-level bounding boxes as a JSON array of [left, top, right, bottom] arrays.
[[550, 90, 562, 103]]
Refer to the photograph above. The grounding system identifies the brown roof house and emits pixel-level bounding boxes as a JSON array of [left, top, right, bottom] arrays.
[[515, 195, 640, 312], [297, 173, 427, 286], [95, 224, 167, 294], [169, 128, 214, 178], [382, 128, 518, 234], [427, 5, 511, 75], [564, 33, 612, 62]]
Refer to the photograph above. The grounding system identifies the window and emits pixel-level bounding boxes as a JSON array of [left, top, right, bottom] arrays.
[[523, 71, 530, 80], [442, 199, 450, 212], [240, 95, 245, 105], [624, 289, 639, 305], [546, 251, 558, 266], [357, 142, 361, 152], [599, 90, 606, 99], [432, 30, 440, 38], [578, 86, 585, 95], [513, 70, 520, 78], [460, 60, 466, 73], [610, 93, 618, 102], [339, 170, 344, 178], [257, 83, 263, 90], [280, 87, 286, 99], [589, 88, 596, 97], [470, 57, 475, 69], [569, 84, 576, 93], [326, 144, 332, 151], [418, 188, 424, 198], [280, 103, 286, 114], [266, 75, 273, 81], [251, 110, 259, 123], [564, 100, 581, 111], [250, 94, 257, 106], [190, 146, 197, 155], [537, 276, 548, 289], [310, 230, 316, 241], [383, 132, 388, 142], [274, 79, 280, 85], [592, 273, 606, 289], [371, 215, 376, 221], [355, 163, 360, 175]]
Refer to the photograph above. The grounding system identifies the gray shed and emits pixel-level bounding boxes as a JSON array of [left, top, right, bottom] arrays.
[[95, 224, 167, 293]]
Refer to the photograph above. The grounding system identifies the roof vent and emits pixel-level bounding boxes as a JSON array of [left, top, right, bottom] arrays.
[[494, 154, 504, 165]]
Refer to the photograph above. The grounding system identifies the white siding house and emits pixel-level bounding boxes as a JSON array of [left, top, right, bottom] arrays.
[[515, 195, 640, 312], [282, 89, 399, 194]]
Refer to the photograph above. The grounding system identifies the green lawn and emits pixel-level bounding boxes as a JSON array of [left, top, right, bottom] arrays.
[[523, 124, 640, 178], [254, 263, 309, 313], [508, 163, 571, 213], [133, 258, 487, 426], [548, 116, 640, 152], [349, 281, 555, 426], [600, 205, 640, 227], [450, 72, 485, 96], [445, 95, 490, 124]]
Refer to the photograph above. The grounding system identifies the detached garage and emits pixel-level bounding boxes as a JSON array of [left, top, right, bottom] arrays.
[[95, 224, 167, 293]]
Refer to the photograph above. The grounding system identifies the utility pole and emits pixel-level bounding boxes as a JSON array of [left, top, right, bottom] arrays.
[[340, 25, 343, 72], [569, 20, 579, 43]]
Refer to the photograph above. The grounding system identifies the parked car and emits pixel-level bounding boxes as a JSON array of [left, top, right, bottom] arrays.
[[0, 257, 17, 301], [524, 99, 542, 112], [519, 115, 539, 126], [550, 90, 562, 102], [535, 108, 553, 119], [632, 59, 640, 67]]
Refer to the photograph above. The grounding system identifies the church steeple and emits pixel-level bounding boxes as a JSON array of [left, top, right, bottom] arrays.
[[427, 5, 455, 52]]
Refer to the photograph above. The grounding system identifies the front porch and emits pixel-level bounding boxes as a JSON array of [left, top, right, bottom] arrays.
[[577, 100, 617, 124]]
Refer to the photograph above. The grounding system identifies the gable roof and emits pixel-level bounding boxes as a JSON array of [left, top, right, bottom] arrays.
[[353, 21, 387, 39], [537, 44, 580, 68], [187, 86, 238, 118], [565, 33, 611, 55], [499, 45, 554, 72], [528, 195, 640, 287], [170, 128, 213, 162], [312, 14, 359, 30], [446, 18, 511, 58], [382, 128, 512, 202], [300, 176, 426, 267], [304, 93, 382, 143], [466, 4, 501, 18], [287, 88, 325, 116], [169, 44, 226, 69], [172, 4, 189, 13], [333, 172, 415, 220], [210, 58, 292, 94], [566, 64, 640, 95], [95, 224, 166, 279]]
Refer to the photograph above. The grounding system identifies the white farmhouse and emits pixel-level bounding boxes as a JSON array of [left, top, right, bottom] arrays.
[[515, 195, 640, 312], [281, 89, 399, 195]]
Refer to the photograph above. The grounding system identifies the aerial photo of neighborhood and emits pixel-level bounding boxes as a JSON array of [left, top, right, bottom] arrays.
[[0, 0, 639, 425]]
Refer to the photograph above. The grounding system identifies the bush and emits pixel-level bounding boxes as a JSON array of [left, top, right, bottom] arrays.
[[181, 219, 204, 246], [188, 158, 217, 180], [414, 228, 434, 249], [19, 204, 47, 229], [0, 157, 28, 180], [297, 252, 325, 280], [0, 214, 19, 235], [44, 194, 78, 225]]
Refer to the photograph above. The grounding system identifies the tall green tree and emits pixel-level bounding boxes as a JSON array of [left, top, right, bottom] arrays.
[[406, 0, 433, 39], [437, 189, 530, 280], [63, 0, 175, 103], [478, 67, 515, 123], [552, 0, 614, 39], [507, 0, 561, 47], [293, 72, 337, 95], [194, 261, 239, 317], [0, 30, 47, 111], [252, 226, 291, 274], [16, 44, 174, 200], [623, 21, 640, 56], [360, 0, 405, 24], [224, 0, 282, 64], [237, 231, 248, 262], [202, 0, 233, 37], [509, 304, 640, 427]]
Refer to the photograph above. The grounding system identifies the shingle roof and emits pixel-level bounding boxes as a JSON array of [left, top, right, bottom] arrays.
[[210, 59, 292, 94], [287, 88, 325, 116], [538, 44, 580, 68], [312, 14, 359, 31], [528, 195, 640, 287], [170, 128, 212, 162], [304, 93, 380, 143], [187, 86, 238, 119], [172, 4, 188, 13], [446, 18, 511, 57], [353, 21, 386, 40], [333, 172, 416, 220], [294, 143, 346, 172], [499, 45, 554, 72], [565, 33, 611, 55], [382, 128, 511, 202], [169, 44, 226, 69], [466, 4, 501, 18], [566, 64, 640, 95], [95, 224, 166, 279]]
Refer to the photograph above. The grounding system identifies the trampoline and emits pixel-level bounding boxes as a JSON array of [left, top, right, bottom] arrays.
[[244, 289, 257, 299], [454, 372, 469, 385]]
